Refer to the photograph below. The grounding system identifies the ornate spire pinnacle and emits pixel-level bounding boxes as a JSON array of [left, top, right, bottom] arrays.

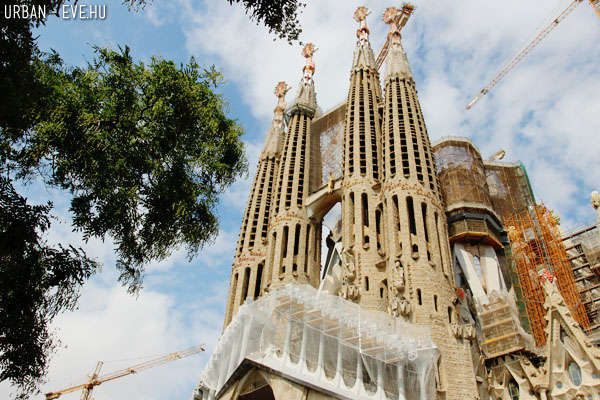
[[301, 43, 317, 83], [288, 43, 318, 116], [262, 82, 290, 159], [351, 7, 376, 69], [354, 6, 371, 42], [382, 7, 413, 81]]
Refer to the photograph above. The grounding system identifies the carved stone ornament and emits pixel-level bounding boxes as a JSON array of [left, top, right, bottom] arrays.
[[451, 323, 463, 338], [392, 258, 405, 292]]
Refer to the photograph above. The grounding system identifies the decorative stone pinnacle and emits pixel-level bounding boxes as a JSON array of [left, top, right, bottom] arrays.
[[383, 7, 402, 44], [382, 6, 400, 24], [354, 6, 371, 41], [273, 81, 291, 116], [301, 43, 317, 82]]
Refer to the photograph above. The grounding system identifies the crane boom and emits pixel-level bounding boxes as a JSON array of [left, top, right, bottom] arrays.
[[466, 0, 584, 109], [45, 345, 205, 400], [375, 3, 415, 70]]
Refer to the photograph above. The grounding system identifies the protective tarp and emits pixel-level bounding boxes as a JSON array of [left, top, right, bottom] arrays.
[[198, 284, 439, 400]]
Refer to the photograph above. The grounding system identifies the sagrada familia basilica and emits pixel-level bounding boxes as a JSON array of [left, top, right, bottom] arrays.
[[194, 5, 600, 400]]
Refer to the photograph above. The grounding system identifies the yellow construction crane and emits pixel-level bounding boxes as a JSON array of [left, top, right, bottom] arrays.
[[375, 3, 415, 70], [466, 0, 600, 109], [45, 345, 205, 400]]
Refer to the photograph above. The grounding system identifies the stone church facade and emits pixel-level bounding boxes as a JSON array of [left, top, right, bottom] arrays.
[[196, 6, 600, 400]]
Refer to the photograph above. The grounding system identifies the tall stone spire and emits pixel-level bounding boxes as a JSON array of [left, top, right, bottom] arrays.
[[262, 82, 290, 158], [223, 82, 290, 328], [263, 44, 322, 292], [382, 7, 413, 81], [380, 7, 479, 398], [340, 7, 386, 309]]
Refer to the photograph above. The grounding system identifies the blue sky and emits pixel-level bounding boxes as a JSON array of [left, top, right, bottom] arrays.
[[2, 0, 600, 399]]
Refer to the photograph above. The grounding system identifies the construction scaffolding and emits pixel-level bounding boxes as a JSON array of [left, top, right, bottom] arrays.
[[198, 284, 438, 400], [433, 137, 493, 211], [484, 161, 535, 223], [505, 205, 590, 346], [562, 223, 600, 338], [477, 292, 534, 358]]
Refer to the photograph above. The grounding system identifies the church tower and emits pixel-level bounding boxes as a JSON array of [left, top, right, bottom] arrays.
[[340, 7, 387, 310], [263, 44, 322, 292], [380, 7, 478, 399], [224, 82, 290, 327]]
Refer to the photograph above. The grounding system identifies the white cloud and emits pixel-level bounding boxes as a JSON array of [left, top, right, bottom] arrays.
[[0, 279, 224, 400]]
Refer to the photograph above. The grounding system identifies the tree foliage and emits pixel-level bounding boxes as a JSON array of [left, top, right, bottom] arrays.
[[0, 177, 97, 397], [11, 47, 247, 291], [129, 0, 307, 43], [0, 0, 305, 395], [2, 11, 247, 398], [226, 0, 306, 43]]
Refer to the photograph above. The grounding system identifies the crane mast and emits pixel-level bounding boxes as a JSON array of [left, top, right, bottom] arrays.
[[45, 345, 205, 400], [466, 0, 591, 109]]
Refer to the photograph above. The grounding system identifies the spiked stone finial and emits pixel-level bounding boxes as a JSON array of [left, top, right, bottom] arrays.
[[273, 81, 291, 116], [301, 43, 317, 83], [354, 6, 371, 41]]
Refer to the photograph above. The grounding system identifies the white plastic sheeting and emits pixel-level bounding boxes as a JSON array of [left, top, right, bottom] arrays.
[[197, 284, 439, 400]]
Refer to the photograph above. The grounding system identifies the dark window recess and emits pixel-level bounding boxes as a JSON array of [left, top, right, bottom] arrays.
[[407, 197, 416, 235], [362, 193, 369, 227], [365, 276, 370, 291], [254, 264, 264, 299], [241, 267, 251, 304], [304, 224, 311, 273], [422, 203, 429, 242], [282, 226, 289, 259], [417, 289, 422, 305], [293, 224, 301, 256]]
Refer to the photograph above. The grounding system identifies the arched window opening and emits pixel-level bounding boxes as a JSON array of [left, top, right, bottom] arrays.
[[560, 325, 567, 343], [448, 306, 453, 323], [421, 202, 429, 242], [293, 224, 301, 256], [407, 196, 416, 235], [282, 226, 289, 259], [507, 378, 519, 400], [362, 193, 369, 227], [417, 289, 422, 305], [568, 362, 582, 386], [434, 295, 438, 312], [304, 224, 311, 274], [269, 232, 277, 272], [237, 373, 275, 400], [349, 192, 355, 226], [365, 276, 370, 291], [473, 255, 482, 277], [254, 263, 263, 299], [241, 267, 251, 305], [393, 195, 401, 232]]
